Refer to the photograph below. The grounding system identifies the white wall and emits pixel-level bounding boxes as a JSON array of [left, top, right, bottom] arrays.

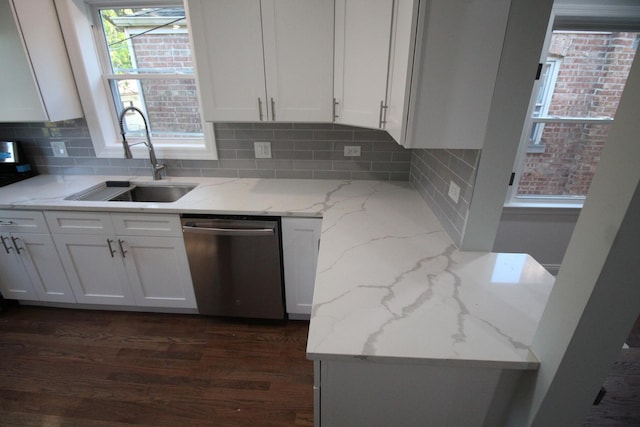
[[493, 208, 580, 275]]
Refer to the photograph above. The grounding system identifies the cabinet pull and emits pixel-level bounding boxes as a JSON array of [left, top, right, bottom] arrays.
[[0, 220, 14, 226], [333, 98, 339, 120], [0, 235, 12, 254], [118, 239, 128, 258], [271, 97, 276, 121], [10, 236, 23, 254], [378, 100, 388, 128], [258, 98, 264, 121], [106, 238, 117, 258]]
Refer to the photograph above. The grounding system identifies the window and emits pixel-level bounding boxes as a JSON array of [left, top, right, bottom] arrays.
[[508, 8, 640, 206], [55, 0, 216, 160]]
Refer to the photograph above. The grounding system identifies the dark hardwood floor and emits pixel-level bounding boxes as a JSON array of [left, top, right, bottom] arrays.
[[583, 314, 640, 426], [0, 305, 314, 426], [1, 304, 638, 426]]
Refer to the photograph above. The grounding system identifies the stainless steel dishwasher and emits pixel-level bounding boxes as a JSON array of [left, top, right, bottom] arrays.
[[181, 215, 285, 319]]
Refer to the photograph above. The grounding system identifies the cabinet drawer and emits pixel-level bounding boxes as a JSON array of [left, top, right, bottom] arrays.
[[0, 210, 48, 233], [111, 213, 182, 237], [44, 211, 114, 235]]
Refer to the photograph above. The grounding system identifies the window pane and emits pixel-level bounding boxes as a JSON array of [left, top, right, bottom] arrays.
[[100, 7, 193, 75], [114, 79, 203, 138], [544, 31, 638, 119], [517, 122, 611, 197]]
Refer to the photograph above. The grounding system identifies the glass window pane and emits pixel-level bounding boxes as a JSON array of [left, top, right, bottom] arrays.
[[100, 7, 193, 75], [545, 31, 639, 119], [113, 78, 203, 138], [517, 122, 611, 197]]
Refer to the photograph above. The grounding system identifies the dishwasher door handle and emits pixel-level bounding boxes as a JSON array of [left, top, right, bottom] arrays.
[[182, 225, 275, 237]]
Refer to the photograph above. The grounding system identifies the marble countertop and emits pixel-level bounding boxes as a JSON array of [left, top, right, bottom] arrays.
[[0, 175, 555, 369]]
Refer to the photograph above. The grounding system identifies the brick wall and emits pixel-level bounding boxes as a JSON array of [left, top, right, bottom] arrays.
[[518, 32, 637, 196], [129, 32, 202, 135]]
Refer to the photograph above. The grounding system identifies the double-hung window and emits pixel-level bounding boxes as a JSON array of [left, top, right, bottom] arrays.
[[507, 5, 640, 206], [55, 0, 216, 160]]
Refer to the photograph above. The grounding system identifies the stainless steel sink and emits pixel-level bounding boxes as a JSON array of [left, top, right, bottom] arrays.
[[110, 184, 195, 203], [64, 181, 196, 203]]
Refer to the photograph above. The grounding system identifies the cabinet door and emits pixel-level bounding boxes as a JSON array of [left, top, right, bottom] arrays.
[[0, 0, 81, 122], [187, 0, 267, 121], [120, 236, 196, 308], [282, 217, 322, 316], [261, 0, 334, 122], [385, 0, 419, 144], [0, 235, 37, 300], [13, 232, 76, 303], [334, 0, 393, 129], [52, 234, 134, 306], [406, 0, 510, 149]]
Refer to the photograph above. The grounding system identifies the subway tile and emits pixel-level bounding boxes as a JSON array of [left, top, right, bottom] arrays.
[[181, 159, 219, 168], [217, 150, 237, 159], [333, 161, 372, 171], [202, 168, 239, 178], [257, 159, 294, 170], [253, 122, 294, 130], [214, 129, 235, 139], [293, 160, 333, 170], [236, 150, 256, 159], [351, 171, 390, 181], [274, 130, 314, 140], [234, 129, 275, 140], [294, 140, 332, 151], [93, 167, 129, 175], [313, 170, 352, 180], [371, 162, 411, 172], [275, 170, 313, 179], [312, 130, 354, 141], [294, 123, 335, 130], [74, 158, 111, 167], [166, 168, 202, 177], [392, 151, 412, 162], [218, 159, 257, 169], [390, 171, 410, 181], [239, 169, 275, 179], [270, 140, 295, 150]]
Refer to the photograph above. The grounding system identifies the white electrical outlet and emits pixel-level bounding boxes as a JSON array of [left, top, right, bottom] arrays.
[[254, 141, 272, 159], [344, 145, 361, 157], [51, 141, 68, 158], [448, 181, 461, 204]]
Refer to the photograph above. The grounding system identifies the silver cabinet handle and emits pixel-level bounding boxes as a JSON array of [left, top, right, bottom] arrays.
[[0, 235, 12, 254], [10, 236, 23, 254], [333, 98, 339, 120], [378, 100, 388, 128], [118, 239, 128, 258], [182, 224, 274, 237], [106, 238, 117, 258], [258, 98, 264, 121], [271, 97, 276, 121], [0, 220, 14, 226]]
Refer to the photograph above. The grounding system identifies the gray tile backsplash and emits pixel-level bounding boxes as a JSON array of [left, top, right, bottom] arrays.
[[410, 149, 480, 246], [0, 118, 481, 246], [0, 119, 410, 181]]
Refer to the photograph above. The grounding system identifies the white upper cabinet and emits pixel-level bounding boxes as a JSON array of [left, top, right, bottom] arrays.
[[0, 0, 82, 122], [404, 0, 511, 149], [333, 0, 394, 129], [187, 0, 334, 122]]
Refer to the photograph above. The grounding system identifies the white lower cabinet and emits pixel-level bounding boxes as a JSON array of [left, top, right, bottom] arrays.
[[0, 210, 75, 303], [282, 217, 322, 317], [46, 211, 196, 309]]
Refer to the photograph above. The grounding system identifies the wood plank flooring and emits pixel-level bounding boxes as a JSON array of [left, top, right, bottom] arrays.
[[583, 314, 640, 426], [0, 305, 313, 426]]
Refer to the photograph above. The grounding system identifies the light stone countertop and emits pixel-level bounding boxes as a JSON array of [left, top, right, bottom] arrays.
[[0, 174, 555, 369]]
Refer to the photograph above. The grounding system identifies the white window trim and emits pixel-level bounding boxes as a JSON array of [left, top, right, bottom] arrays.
[[54, 0, 217, 160], [506, 2, 640, 208]]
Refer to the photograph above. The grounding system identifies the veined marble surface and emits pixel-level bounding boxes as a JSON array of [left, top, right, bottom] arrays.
[[0, 175, 555, 369]]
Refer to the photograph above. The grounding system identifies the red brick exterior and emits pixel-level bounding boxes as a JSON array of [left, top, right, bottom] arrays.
[[130, 32, 202, 135], [518, 32, 637, 196]]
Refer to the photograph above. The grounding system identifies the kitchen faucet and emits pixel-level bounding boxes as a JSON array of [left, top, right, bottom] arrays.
[[118, 106, 166, 180]]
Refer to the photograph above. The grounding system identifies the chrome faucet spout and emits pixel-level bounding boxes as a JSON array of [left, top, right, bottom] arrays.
[[118, 106, 166, 180]]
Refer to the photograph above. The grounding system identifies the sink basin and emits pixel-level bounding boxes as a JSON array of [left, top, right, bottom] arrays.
[[65, 181, 196, 203], [110, 184, 196, 203]]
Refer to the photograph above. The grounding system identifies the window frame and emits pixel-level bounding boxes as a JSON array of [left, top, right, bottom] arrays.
[[505, 3, 640, 208], [54, 0, 217, 161]]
